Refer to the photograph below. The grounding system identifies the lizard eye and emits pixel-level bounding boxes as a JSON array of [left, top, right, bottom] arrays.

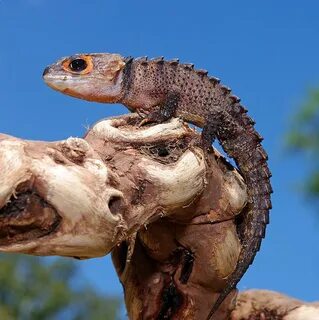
[[69, 59, 87, 72], [62, 55, 93, 74]]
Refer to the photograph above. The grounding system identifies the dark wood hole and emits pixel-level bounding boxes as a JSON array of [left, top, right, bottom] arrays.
[[108, 196, 122, 216]]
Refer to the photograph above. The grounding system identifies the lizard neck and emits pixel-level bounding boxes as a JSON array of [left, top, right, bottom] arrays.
[[119, 57, 139, 109]]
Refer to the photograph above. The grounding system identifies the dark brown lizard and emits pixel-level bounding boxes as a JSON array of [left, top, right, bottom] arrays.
[[43, 53, 272, 320]]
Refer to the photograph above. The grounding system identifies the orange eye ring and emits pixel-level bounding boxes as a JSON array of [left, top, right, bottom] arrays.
[[62, 55, 93, 75]]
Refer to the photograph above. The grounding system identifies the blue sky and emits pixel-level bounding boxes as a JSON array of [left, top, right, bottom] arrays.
[[1, 0, 319, 306]]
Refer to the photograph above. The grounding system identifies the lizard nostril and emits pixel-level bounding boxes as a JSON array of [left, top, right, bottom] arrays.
[[42, 67, 50, 77]]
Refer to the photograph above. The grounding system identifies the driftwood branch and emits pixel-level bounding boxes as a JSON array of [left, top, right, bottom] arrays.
[[232, 290, 319, 320], [0, 114, 317, 319]]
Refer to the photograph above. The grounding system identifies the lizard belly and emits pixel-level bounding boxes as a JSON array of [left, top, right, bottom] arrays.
[[178, 111, 206, 128]]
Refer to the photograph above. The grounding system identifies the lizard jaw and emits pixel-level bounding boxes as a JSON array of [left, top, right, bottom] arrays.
[[43, 72, 123, 103]]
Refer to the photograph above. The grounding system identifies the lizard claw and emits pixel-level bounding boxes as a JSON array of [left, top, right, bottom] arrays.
[[138, 118, 153, 127]]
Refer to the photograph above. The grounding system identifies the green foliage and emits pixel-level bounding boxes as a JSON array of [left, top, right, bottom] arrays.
[[287, 88, 319, 197], [0, 254, 120, 320]]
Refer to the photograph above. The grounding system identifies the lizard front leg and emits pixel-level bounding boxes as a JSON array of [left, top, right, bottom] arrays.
[[139, 92, 180, 126]]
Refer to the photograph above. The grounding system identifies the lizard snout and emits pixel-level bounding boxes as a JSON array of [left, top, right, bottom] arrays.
[[42, 66, 50, 77]]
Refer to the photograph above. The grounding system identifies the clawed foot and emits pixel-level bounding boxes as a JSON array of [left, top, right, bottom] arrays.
[[137, 110, 169, 127], [138, 117, 155, 127]]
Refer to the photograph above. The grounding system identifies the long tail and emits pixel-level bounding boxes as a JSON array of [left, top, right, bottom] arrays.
[[206, 103, 272, 319]]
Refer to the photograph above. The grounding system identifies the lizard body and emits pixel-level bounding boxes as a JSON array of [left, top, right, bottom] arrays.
[[43, 54, 272, 320]]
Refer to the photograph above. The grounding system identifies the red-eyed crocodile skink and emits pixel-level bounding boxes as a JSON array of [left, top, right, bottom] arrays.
[[43, 53, 272, 320]]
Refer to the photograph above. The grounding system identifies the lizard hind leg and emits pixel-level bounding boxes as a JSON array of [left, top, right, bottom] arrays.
[[138, 92, 179, 127], [201, 124, 217, 150]]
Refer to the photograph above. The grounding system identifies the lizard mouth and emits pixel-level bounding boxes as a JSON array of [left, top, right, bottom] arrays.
[[43, 73, 74, 85], [43, 73, 101, 93], [0, 185, 61, 247]]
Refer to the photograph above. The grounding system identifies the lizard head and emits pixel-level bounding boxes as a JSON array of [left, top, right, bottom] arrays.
[[43, 53, 126, 103]]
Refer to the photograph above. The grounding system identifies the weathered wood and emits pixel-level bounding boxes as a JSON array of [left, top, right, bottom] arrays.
[[0, 114, 246, 318]]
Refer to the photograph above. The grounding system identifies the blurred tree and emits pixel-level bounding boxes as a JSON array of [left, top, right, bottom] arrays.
[[287, 88, 319, 197], [0, 254, 121, 320]]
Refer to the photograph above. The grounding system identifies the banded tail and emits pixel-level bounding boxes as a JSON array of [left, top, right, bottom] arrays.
[[205, 96, 272, 319]]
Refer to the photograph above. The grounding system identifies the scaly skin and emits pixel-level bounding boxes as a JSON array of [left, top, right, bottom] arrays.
[[43, 53, 272, 320]]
